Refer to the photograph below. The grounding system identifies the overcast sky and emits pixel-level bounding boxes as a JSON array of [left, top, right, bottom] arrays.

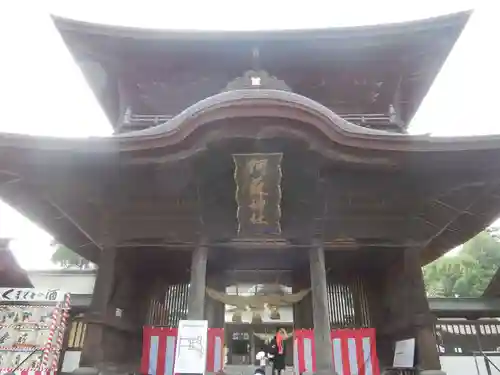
[[0, 0, 497, 269]]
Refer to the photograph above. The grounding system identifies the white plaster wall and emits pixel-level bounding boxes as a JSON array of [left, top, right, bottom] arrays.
[[28, 271, 96, 295], [440, 356, 500, 375]]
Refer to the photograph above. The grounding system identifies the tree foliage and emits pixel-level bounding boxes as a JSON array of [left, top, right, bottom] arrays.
[[423, 229, 500, 297], [50, 243, 91, 269]]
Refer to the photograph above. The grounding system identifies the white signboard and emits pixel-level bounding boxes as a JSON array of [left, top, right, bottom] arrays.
[[393, 338, 415, 369], [0, 288, 64, 303], [173, 320, 208, 374]]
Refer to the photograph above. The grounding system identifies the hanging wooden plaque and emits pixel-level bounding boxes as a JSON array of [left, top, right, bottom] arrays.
[[233, 153, 283, 237]]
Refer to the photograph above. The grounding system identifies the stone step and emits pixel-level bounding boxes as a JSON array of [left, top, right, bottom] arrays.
[[223, 365, 295, 375]]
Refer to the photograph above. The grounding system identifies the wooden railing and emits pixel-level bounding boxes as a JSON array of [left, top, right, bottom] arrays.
[[327, 277, 371, 328], [147, 283, 189, 327], [436, 319, 500, 356], [122, 112, 395, 130]]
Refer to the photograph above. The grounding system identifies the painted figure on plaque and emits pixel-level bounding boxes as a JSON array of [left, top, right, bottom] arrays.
[[16, 332, 29, 345], [0, 331, 10, 345], [12, 354, 21, 368], [21, 311, 32, 323], [29, 354, 43, 369]]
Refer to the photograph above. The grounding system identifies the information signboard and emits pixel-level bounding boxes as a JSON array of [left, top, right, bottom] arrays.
[[173, 320, 208, 374]]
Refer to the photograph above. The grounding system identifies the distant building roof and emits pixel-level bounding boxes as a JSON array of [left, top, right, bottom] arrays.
[[0, 239, 33, 288]]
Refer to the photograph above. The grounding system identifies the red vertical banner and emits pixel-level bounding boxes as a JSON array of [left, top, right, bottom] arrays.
[[206, 328, 224, 372], [142, 327, 225, 375], [295, 330, 306, 374], [141, 326, 153, 374], [295, 328, 380, 375]]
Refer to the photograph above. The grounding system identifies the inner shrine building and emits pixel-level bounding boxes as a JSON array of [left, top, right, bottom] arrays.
[[2, 10, 500, 375]]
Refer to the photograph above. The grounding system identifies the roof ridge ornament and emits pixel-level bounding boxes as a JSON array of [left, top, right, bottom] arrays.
[[222, 70, 292, 92]]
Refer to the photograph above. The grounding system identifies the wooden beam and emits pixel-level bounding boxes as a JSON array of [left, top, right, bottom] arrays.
[[115, 239, 422, 250], [112, 217, 202, 242], [317, 216, 432, 242]]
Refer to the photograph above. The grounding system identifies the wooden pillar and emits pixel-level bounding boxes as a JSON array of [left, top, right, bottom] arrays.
[[417, 326, 444, 374], [385, 250, 444, 374], [363, 269, 394, 368], [404, 250, 442, 373], [409, 260, 443, 374], [187, 244, 208, 320], [80, 246, 117, 367], [308, 244, 335, 375]]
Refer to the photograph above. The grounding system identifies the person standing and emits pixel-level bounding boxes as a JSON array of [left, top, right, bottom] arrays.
[[267, 328, 287, 375]]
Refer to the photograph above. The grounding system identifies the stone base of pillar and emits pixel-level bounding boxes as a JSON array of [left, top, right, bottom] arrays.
[[72, 362, 141, 375]]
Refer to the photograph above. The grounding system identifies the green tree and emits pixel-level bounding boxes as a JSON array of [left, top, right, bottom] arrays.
[[51, 243, 91, 269], [423, 230, 500, 297]]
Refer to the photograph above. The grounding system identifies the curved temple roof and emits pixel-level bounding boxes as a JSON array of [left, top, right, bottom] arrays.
[[1, 89, 500, 266], [52, 11, 471, 41], [52, 11, 472, 130]]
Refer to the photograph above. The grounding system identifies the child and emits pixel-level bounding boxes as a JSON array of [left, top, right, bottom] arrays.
[[255, 349, 267, 375]]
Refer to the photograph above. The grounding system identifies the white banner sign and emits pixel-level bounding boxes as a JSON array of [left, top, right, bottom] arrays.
[[0, 288, 64, 303], [173, 320, 208, 374], [393, 338, 415, 368]]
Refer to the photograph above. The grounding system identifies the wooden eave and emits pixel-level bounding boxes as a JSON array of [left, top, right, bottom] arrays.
[[0, 242, 33, 288], [1, 89, 499, 265], [52, 11, 471, 129], [0, 142, 113, 263], [0, 184, 102, 263], [52, 11, 470, 42]]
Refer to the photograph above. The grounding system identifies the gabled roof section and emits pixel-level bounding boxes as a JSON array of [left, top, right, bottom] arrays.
[[0, 88, 500, 265], [52, 11, 472, 131], [52, 11, 471, 41]]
